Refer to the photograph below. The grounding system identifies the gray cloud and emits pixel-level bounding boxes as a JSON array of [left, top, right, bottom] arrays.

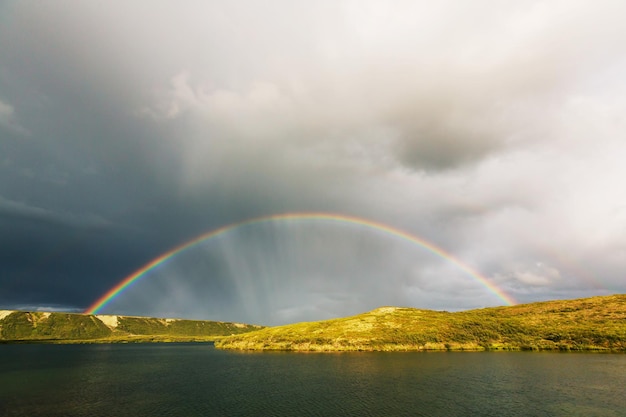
[[0, 196, 110, 229], [1, 0, 625, 324], [0, 98, 29, 135]]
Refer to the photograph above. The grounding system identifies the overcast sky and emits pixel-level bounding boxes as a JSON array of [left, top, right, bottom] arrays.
[[1, 0, 625, 325]]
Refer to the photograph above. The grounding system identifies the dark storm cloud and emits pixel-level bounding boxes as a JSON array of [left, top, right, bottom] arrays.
[[1, 1, 625, 323], [0, 196, 109, 229]]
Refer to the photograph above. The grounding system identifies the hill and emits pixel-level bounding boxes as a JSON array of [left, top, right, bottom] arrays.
[[0, 311, 263, 343], [215, 294, 626, 351]]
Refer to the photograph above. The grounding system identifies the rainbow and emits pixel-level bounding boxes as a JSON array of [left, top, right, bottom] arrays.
[[85, 212, 516, 314]]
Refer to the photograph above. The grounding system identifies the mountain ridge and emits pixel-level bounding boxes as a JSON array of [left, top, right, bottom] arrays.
[[0, 310, 263, 343], [216, 294, 626, 352], [3, 294, 625, 350]]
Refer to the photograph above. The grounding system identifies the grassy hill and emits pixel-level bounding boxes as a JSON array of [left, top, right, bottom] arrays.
[[0, 311, 263, 343], [215, 294, 626, 352]]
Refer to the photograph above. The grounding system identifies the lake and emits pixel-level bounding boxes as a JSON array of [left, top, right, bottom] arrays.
[[1, 343, 624, 416]]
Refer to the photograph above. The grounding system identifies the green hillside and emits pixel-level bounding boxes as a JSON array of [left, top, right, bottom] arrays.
[[0, 311, 263, 343], [216, 294, 626, 352]]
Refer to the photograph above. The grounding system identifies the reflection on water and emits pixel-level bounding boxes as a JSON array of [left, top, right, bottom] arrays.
[[1, 344, 625, 416]]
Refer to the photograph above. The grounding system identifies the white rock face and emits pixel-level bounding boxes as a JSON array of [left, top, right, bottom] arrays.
[[96, 315, 119, 328]]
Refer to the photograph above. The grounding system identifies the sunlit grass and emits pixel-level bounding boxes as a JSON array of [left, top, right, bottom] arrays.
[[3, 294, 624, 350], [216, 294, 626, 351]]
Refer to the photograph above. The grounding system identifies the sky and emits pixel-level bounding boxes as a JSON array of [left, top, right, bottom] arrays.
[[1, 0, 625, 326]]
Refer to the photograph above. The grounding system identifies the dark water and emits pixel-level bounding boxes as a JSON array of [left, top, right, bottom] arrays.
[[1, 344, 625, 417]]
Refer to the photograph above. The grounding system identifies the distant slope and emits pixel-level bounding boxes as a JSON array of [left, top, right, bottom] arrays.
[[0, 311, 263, 343], [216, 294, 626, 351]]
